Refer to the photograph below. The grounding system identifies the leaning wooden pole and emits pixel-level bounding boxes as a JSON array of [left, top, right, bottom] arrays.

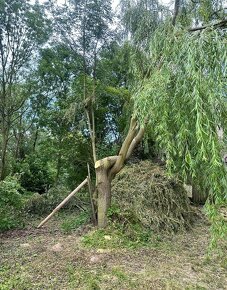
[[37, 178, 88, 228], [87, 163, 97, 225]]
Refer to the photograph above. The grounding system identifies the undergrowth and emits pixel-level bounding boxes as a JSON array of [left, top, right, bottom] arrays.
[[82, 216, 165, 250], [0, 176, 25, 231], [60, 211, 90, 233]]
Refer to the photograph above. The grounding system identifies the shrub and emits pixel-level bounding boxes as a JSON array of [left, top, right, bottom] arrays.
[[0, 176, 24, 231], [60, 211, 90, 233], [23, 192, 48, 215], [24, 185, 90, 216], [16, 154, 54, 194], [23, 185, 68, 215]]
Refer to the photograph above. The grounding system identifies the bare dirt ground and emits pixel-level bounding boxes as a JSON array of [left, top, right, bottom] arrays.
[[0, 212, 226, 290]]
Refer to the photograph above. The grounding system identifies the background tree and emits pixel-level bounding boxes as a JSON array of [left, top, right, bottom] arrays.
[[0, 0, 51, 179]]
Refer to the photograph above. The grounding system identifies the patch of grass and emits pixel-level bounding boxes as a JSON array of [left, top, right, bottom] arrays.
[[81, 222, 164, 250], [111, 267, 128, 281], [185, 286, 207, 290], [60, 211, 90, 234], [221, 257, 227, 269], [66, 264, 140, 289], [0, 264, 32, 290], [1, 209, 226, 290], [67, 264, 102, 289]]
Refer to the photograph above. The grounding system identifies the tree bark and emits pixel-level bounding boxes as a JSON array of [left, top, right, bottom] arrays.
[[0, 127, 9, 180], [96, 165, 111, 228], [191, 184, 208, 204], [33, 127, 39, 152], [94, 117, 146, 228], [172, 0, 180, 26], [55, 153, 62, 183]]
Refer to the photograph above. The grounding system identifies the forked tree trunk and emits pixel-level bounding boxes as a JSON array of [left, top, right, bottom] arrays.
[[94, 117, 146, 228]]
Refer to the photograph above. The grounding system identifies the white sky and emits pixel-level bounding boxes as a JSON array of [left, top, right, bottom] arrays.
[[56, 0, 120, 10], [31, 0, 173, 10]]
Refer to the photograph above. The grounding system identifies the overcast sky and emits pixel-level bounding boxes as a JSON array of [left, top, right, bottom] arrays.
[[112, 0, 173, 9], [54, 0, 120, 9], [31, 0, 173, 10]]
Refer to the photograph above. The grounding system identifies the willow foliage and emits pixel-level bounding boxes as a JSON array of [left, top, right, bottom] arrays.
[[133, 25, 227, 245]]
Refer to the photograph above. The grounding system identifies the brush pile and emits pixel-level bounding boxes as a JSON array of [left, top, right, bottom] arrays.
[[112, 161, 194, 232]]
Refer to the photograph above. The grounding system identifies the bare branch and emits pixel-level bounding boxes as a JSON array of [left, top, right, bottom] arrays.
[[109, 116, 138, 179], [126, 125, 145, 160], [189, 19, 227, 32]]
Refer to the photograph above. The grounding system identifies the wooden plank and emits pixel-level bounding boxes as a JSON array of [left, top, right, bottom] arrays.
[[37, 178, 88, 228]]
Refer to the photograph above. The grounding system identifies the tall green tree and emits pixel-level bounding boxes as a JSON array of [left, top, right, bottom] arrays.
[[46, 0, 144, 227], [0, 0, 51, 179], [35, 44, 90, 186]]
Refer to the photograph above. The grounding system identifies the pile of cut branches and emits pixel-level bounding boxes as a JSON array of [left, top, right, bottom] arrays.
[[112, 161, 194, 232]]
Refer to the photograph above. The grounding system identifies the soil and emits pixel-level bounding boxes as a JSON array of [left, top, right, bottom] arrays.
[[0, 210, 226, 290]]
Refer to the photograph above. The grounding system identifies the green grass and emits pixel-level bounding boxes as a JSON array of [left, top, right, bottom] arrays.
[[81, 222, 169, 250], [0, 264, 32, 290], [60, 211, 90, 234], [67, 264, 102, 289], [0, 211, 226, 290], [111, 267, 129, 281], [66, 264, 142, 289]]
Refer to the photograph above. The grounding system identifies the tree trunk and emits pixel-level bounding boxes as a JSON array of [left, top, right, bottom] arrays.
[[33, 127, 39, 152], [94, 117, 146, 228], [16, 132, 25, 160], [192, 185, 208, 204], [172, 0, 180, 26], [0, 128, 9, 180], [55, 153, 62, 184], [96, 165, 111, 228]]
